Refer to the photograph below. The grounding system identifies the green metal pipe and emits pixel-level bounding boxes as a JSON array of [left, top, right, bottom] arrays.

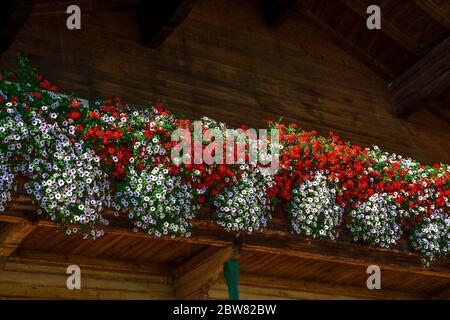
[[223, 259, 240, 300]]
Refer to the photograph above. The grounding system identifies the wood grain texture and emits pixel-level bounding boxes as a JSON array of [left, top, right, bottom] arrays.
[[0, 0, 449, 300], [0, 261, 173, 299], [0, 220, 36, 261], [1, 194, 450, 279], [173, 246, 235, 299], [389, 36, 450, 116], [215, 274, 428, 300], [0, 0, 35, 54], [1, 0, 448, 164]]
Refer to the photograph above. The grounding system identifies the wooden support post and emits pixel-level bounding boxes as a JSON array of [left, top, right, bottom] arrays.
[[0, 220, 36, 267], [172, 240, 241, 299]]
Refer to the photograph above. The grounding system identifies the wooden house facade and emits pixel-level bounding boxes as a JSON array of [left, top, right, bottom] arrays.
[[0, 0, 449, 300]]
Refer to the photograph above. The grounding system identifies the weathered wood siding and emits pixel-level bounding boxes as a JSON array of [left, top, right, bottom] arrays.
[[1, 0, 449, 164], [0, 262, 173, 299]]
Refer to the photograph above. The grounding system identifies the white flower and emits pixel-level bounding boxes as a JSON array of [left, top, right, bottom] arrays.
[[288, 172, 343, 240], [347, 194, 402, 248], [213, 168, 273, 233]]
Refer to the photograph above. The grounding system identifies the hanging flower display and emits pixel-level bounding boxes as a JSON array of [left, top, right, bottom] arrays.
[[0, 159, 14, 213], [287, 171, 343, 240], [24, 115, 110, 238], [347, 193, 403, 248], [410, 210, 450, 266], [213, 166, 274, 233], [0, 53, 449, 265], [0, 108, 27, 212], [112, 164, 198, 237]]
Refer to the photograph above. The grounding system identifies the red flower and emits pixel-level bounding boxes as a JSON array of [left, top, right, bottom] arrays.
[[71, 100, 81, 108], [68, 111, 81, 119], [89, 111, 100, 119]]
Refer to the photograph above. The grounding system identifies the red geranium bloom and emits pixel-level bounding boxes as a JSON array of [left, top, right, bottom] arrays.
[[68, 111, 81, 119]]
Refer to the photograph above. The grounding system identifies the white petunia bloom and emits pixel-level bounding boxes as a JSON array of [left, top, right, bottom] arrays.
[[112, 163, 198, 237], [213, 167, 273, 233], [410, 210, 449, 266], [347, 193, 403, 248], [23, 115, 110, 238], [288, 171, 343, 240]]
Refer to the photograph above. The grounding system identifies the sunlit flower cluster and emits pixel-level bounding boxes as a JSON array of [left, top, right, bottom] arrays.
[[213, 166, 273, 233], [410, 210, 450, 266], [347, 193, 403, 248], [288, 171, 343, 240]]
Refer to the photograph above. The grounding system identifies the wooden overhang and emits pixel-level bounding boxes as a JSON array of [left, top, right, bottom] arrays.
[[263, 0, 450, 118], [0, 182, 449, 299], [0, 0, 35, 56], [2, 0, 449, 117]]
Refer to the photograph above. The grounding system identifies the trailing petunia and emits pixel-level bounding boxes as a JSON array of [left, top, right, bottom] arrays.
[[213, 166, 274, 233], [287, 171, 343, 240], [347, 193, 403, 248], [410, 210, 449, 266], [112, 163, 199, 237], [24, 114, 110, 238], [0, 53, 449, 265]]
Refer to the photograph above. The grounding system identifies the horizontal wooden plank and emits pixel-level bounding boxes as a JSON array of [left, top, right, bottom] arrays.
[[0, 261, 173, 299], [9, 249, 173, 276], [216, 274, 428, 299], [414, 0, 450, 30], [1, 195, 449, 278]]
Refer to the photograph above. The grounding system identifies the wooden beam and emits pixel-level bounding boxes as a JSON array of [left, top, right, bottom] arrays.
[[1, 196, 450, 278], [297, 9, 396, 81], [0, 261, 173, 299], [0, 0, 35, 54], [172, 242, 241, 299], [264, 0, 301, 29], [388, 36, 450, 116], [9, 249, 173, 276], [414, 0, 450, 30], [137, 0, 199, 48], [213, 274, 428, 300], [430, 287, 450, 300], [240, 233, 450, 278], [32, 0, 140, 16], [426, 100, 450, 126], [0, 220, 36, 264], [339, 0, 420, 56]]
